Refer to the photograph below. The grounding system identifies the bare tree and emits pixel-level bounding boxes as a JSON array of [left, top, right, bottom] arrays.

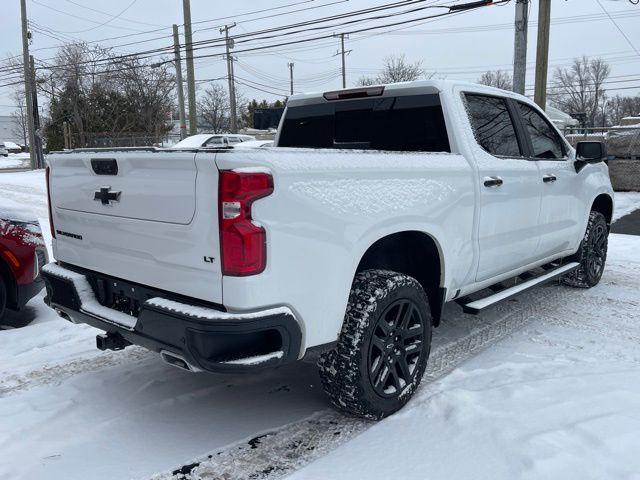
[[198, 84, 251, 133], [606, 94, 640, 126], [550, 56, 610, 127], [10, 89, 28, 147], [115, 57, 175, 140], [41, 42, 118, 146], [198, 83, 230, 133], [39, 42, 175, 148], [357, 54, 425, 86], [1, 56, 28, 146], [477, 70, 513, 91]]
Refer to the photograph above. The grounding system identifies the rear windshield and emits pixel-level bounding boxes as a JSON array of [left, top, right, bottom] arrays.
[[278, 94, 450, 152]]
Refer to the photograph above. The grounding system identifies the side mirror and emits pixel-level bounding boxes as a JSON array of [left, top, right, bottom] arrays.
[[575, 141, 607, 173]]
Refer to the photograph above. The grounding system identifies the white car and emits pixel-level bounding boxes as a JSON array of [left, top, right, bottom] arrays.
[[43, 80, 613, 419], [0, 141, 22, 153], [232, 139, 273, 149], [171, 134, 256, 149], [0, 146, 7, 157]]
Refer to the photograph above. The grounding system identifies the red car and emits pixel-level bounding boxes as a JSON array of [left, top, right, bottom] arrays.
[[0, 212, 48, 321]]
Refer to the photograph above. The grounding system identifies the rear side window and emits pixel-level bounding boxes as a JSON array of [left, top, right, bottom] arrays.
[[278, 94, 450, 152], [464, 94, 522, 157], [517, 102, 566, 159]]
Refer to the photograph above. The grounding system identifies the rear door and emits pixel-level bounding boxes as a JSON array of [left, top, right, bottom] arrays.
[[49, 149, 223, 304], [463, 93, 543, 282], [514, 101, 583, 258]]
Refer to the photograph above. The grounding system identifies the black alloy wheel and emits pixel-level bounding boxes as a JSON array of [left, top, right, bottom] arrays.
[[368, 299, 425, 398]]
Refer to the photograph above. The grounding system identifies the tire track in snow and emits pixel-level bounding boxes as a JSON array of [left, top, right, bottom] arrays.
[[154, 283, 572, 480], [0, 347, 153, 397]]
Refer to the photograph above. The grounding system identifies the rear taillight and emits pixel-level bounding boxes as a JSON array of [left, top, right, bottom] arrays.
[[45, 165, 55, 238], [218, 170, 273, 276]]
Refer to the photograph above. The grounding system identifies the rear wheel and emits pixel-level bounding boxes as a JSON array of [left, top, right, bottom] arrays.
[[564, 211, 608, 288], [318, 270, 432, 419]]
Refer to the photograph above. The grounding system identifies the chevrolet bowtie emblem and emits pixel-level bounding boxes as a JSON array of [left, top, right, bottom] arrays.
[[94, 186, 121, 205]]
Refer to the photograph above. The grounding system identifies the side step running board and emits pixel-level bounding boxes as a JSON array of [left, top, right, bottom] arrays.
[[458, 262, 580, 315]]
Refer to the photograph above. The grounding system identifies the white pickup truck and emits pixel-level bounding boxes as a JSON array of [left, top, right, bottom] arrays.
[[42, 80, 613, 419]]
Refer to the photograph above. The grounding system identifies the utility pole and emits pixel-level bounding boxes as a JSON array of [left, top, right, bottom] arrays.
[[288, 62, 294, 95], [172, 24, 187, 140], [512, 0, 529, 95], [534, 0, 551, 110], [20, 0, 36, 169], [221, 24, 238, 133], [182, 0, 197, 134], [334, 34, 349, 88], [29, 56, 44, 169]]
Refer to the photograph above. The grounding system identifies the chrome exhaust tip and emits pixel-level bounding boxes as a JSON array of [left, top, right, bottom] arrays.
[[54, 308, 73, 322], [160, 350, 200, 372]]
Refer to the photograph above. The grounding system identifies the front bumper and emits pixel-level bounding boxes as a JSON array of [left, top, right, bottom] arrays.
[[41, 263, 302, 373]]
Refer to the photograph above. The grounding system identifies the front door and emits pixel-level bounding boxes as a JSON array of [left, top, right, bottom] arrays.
[[515, 101, 583, 258], [463, 93, 543, 282]]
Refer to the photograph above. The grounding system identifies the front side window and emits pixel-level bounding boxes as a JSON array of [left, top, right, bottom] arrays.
[[517, 102, 565, 159], [464, 94, 522, 157]]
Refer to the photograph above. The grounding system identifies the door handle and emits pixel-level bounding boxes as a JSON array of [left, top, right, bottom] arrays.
[[483, 176, 503, 188], [542, 174, 557, 183]]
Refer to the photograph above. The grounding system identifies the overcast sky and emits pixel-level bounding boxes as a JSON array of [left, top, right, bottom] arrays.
[[1, 0, 639, 117]]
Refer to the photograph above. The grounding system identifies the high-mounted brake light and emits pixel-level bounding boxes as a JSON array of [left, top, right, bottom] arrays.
[[323, 86, 385, 101], [218, 170, 273, 276], [45, 165, 55, 238]]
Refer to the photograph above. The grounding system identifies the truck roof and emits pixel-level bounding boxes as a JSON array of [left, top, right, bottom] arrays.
[[287, 79, 532, 107]]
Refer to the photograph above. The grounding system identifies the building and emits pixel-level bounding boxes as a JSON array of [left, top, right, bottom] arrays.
[[0, 115, 25, 145]]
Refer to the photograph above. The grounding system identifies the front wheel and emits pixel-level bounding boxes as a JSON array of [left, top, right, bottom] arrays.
[[318, 270, 432, 420], [564, 211, 609, 288]]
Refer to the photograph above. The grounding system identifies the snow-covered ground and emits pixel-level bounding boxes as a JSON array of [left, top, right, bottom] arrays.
[[0, 153, 30, 170], [289, 235, 640, 480], [613, 191, 640, 222], [1, 170, 640, 480]]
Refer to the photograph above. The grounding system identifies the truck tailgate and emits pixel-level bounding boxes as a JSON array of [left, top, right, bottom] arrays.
[[48, 150, 223, 304]]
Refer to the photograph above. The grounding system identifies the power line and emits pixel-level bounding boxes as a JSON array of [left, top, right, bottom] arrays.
[[61, 0, 165, 28], [11, 0, 508, 93], [184, 1, 506, 65], [595, 0, 640, 58], [18, 0, 344, 62], [193, 0, 350, 33], [30, 0, 147, 33], [235, 79, 290, 97], [30, 0, 477, 72]]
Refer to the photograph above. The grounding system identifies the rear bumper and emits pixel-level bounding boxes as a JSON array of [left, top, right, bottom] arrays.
[[41, 263, 302, 373]]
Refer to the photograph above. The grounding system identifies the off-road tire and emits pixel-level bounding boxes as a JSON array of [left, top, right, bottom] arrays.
[[563, 211, 609, 288], [318, 269, 432, 420]]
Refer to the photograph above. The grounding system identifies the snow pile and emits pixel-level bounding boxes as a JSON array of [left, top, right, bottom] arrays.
[[0, 156, 29, 169]]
